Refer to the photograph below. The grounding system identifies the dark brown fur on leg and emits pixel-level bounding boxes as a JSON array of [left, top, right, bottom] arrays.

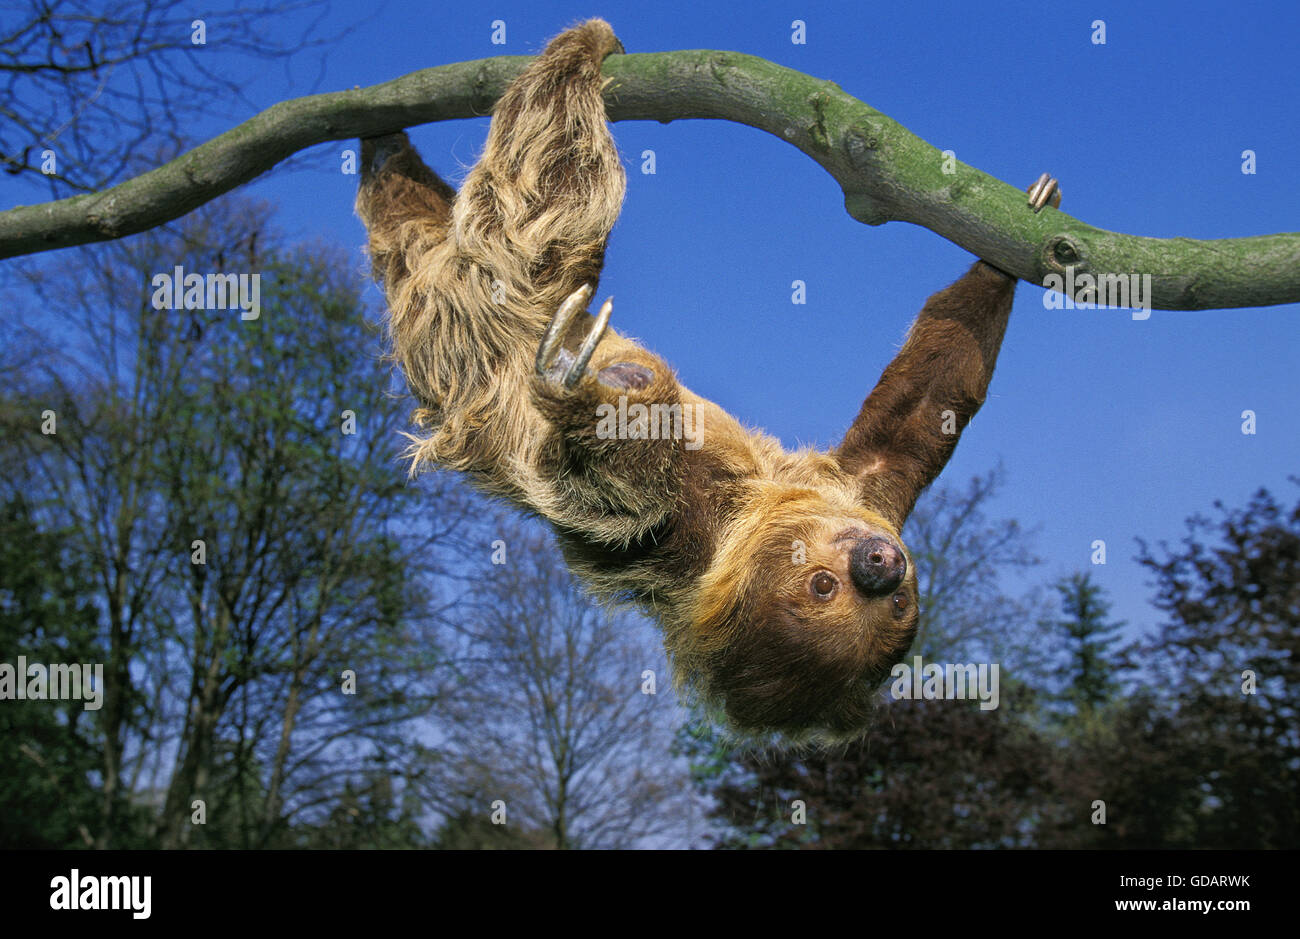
[[357, 133, 457, 293], [835, 260, 1017, 529]]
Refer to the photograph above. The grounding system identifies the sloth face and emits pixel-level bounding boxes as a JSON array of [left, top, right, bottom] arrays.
[[692, 494, 920, 738]]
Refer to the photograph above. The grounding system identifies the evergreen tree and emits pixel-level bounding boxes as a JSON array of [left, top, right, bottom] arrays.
[[1044, 572, 1126, 718]]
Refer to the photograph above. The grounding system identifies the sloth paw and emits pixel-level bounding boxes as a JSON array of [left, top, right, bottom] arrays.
[[1027, 173, 1062, 212], [360, 132, 409, 178], [535, 285, 614, 389], [595, 361, 654, 389]]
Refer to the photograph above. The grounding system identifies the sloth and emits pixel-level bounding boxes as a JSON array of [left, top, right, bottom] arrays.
[[355, 19, 1059, 739]]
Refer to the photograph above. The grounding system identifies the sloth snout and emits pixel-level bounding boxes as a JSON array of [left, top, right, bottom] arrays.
[[848, 537, 906, 598]]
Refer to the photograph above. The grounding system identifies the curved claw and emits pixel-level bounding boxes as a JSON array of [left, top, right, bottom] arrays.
[[536, 284, 593, 377], [566, 297, 613, 389], [1027, 173, 1061, 213]]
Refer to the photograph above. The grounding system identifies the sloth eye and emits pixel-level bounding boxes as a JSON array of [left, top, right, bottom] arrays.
[[810, 571, 839, 599], [892, 592, 910, 615]]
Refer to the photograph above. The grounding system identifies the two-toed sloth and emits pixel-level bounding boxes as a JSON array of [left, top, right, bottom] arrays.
[[356, 20, 1059, 739]]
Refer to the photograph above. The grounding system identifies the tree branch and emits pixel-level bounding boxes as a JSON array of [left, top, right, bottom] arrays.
[[3, 49, 1296, 309]]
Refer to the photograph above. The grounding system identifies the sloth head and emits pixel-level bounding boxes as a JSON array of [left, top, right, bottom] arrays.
[[685, 486, 919, 739]]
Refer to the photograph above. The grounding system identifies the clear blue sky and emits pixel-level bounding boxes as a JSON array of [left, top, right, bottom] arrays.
[[29, 0, 1300, 641]]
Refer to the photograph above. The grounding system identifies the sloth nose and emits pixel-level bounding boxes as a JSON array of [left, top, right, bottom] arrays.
[[848, 538, 906, 598]]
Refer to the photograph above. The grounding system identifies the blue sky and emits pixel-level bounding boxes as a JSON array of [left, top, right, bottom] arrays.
[[16, 0, 1300, 642]]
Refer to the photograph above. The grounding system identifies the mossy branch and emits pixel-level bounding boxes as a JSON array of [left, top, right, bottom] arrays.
[[2, 50, 1296, 310]]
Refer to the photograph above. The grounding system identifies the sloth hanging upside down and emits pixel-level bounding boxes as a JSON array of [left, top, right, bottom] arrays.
[[355, 19, 1060, 739]]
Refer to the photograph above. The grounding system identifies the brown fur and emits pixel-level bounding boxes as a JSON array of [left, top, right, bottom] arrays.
[[356, 20, 1034, 740]]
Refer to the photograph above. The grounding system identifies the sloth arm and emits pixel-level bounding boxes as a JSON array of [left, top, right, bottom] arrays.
[[833, 260, 1019, 531], [836, 177, 1060, 531]]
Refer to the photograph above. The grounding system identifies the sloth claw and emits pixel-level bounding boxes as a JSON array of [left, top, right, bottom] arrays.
[[1027, 173, 1062, 212], [536, 284, 590, 379], [536, 285, 613, 389], [572, 297, 613, 388]]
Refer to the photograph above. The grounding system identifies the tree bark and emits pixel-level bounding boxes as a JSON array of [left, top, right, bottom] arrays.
[[2, 50, 1296, 309]]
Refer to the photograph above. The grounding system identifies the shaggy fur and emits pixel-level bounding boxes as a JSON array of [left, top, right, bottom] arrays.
[[356, 20, 1052, 739]]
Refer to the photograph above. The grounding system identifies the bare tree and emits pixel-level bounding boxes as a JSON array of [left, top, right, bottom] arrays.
[[903, 467, 1045, 667], [1, 0, 338, 193], [0, 197, 474, 847], [421, 516, 693, 849]]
